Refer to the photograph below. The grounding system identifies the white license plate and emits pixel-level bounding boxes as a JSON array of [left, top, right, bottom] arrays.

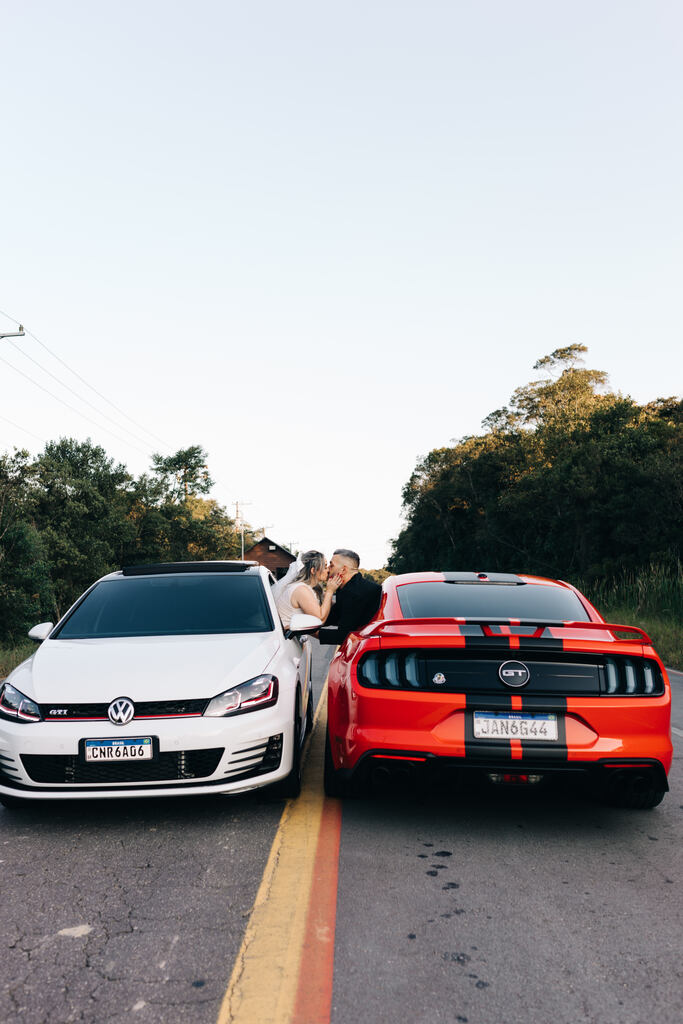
[[84, 738, 153, 762], [473, 712, 558, 741]]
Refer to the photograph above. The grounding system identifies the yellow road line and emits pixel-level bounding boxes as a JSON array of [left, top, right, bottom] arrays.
[[217, 685, 331, 1024]]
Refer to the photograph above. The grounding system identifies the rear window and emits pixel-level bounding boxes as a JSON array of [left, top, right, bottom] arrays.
[[397, 582, 590, 621], [55, 574, 274, 638]]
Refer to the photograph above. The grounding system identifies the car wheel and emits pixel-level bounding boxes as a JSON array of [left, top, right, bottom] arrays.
[[0, 794, 30, 810], [305, 684, 314, 736], [603, 772, 666, 809], [323, 727, 352, 798], [272, 697, 303, 800]]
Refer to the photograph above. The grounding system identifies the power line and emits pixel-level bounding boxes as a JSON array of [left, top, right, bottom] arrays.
[[0, 413, 46, 445], [0, 351, 151, 457], [0, 308, 172, 450], [3, 337, 164, 453]]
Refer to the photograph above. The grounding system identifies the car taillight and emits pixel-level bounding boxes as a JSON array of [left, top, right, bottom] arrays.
[[358, 652, 421, 689], [601, 658, 664, 696]]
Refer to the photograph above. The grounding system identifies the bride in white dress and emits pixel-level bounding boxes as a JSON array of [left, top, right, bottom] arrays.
[[273, 550, 342, 628]]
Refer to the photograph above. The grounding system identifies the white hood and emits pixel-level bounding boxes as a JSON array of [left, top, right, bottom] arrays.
[[10, 633, 280, 703]]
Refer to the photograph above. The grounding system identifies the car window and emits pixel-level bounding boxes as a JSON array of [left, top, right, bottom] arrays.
[[54, 574, 274, 638], [396, 582, 590, 621]]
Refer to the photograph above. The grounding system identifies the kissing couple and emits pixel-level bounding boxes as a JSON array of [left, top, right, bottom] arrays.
[[274, 549, 382, 644]]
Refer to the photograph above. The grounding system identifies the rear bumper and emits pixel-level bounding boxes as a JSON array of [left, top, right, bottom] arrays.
[[341, 749, 670, 793], [329, 687, 673, 776]]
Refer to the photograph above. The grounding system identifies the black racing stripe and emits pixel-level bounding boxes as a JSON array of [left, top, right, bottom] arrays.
[[462, 636, 516, 649], [464, 693, 513, 760], [461, 636, 565, 651], [519, 695, 567, 761]]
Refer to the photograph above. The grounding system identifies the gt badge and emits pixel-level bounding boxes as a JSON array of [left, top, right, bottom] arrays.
[[498, 661, 530, 688], [432, 672, 446, 686]]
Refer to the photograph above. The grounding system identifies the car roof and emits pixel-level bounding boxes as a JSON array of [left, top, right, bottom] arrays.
[[376, 570, 596, 624], [383, 571, 569, 589], [98, 561, 265, 582]]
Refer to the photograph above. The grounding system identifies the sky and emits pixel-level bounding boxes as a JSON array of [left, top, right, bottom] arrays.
[[1, 0, 681, 569]]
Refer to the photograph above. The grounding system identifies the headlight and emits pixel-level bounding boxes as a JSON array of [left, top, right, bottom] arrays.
[[204, 675, 278, 717], [0, 682, 42, 723]]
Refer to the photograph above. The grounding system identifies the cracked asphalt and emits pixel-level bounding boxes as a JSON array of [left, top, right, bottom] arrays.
[[0, 790, 284, 1021]]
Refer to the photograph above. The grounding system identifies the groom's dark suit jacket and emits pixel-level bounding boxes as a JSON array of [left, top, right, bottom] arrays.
[[319, 572, 382, 645]]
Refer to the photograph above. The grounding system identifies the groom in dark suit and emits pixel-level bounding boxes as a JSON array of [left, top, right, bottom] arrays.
[[319, 548, 382, 645]]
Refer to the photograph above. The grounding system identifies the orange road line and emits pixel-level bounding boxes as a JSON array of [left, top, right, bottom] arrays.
[[292, 796, 342, 1024], [216, 679, 341, 1024]]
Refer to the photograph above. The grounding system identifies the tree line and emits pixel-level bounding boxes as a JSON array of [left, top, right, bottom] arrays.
[[388, 346, 682, 586], [0, 441, 251, 643]]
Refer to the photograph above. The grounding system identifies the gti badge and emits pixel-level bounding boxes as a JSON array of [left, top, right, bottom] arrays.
[[108, 697, 135, 725], [498, 661, 530, 687], [432, 672, 446, 686]]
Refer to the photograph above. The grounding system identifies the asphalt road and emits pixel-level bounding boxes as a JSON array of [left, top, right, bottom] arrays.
[[0, 775, 283, 1020], [1, 655, 681, 1023], [332, 667, 683, 1024]]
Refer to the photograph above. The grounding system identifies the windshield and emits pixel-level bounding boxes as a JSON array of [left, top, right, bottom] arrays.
[[397, 582, 590, 621], [54, 574, 274, 638]]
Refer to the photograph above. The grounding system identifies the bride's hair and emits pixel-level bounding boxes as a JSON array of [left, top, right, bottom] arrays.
[[293, 550, 326, 585]]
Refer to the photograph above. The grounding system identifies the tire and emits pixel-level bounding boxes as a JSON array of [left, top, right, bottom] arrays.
[[272, 696, 303, 800], [304, 683, 314, 736], [603, 772, 666, 810], [0, 793, 30, 810], [323, 727, 349, 798]]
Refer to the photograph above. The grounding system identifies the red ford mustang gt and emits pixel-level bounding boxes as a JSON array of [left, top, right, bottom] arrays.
[[324, 571, 672, 808]]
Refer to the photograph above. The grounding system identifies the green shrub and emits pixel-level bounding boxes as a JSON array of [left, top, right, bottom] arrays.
[[575, 562, 682, 668], [0, 641, 35, 679]]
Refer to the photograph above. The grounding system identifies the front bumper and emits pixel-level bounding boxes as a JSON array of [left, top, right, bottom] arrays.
[[0, 707, 295, 800]]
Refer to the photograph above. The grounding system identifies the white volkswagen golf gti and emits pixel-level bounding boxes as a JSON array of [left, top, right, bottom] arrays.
[[0, 562, 320, 807]]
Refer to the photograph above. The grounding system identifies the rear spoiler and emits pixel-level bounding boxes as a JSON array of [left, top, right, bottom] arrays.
[[362, 618, 652, 644]]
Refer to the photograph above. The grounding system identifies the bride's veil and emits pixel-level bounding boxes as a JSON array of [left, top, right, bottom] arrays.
[[271, 554, 303, 601]]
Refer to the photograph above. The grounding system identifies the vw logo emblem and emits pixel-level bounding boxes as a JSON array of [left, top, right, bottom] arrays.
[[432, 672, 446, 686], [108, 697, 135, 725], [498, 661, 530, 688]]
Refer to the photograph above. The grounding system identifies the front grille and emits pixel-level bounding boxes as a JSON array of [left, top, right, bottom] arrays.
[[21, 748, 224, 784], [357, 650, 664, 697], [39, 699, 208, 721]]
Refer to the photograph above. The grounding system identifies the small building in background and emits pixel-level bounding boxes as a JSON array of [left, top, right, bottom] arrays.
[[244, 536, 297, 579]]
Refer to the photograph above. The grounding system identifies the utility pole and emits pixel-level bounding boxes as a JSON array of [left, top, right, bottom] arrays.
[[233, 500, 252, 560]]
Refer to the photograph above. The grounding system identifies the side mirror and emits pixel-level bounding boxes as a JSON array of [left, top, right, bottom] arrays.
[[28, 622, 54, 642], [288, 613, 323, 634]]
